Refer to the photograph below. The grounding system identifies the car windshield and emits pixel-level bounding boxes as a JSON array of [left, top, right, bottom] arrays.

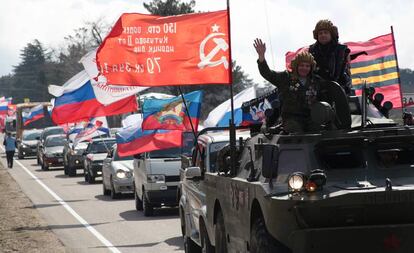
[[148, 147, 182, 158], [23, 131, 41, 141], [182, 132, 195, 156], [43, 128, 64, 140], [208, 142, 229, 172], [90, 140, 116, 153], [45, 137, 65, 147], [114, 150, 133, 161]]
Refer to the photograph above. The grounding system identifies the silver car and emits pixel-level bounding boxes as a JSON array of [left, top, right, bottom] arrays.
[[102, 145, 134, 199]]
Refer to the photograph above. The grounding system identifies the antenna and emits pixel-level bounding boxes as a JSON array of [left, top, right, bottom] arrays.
[[263, 0, 275, 68]]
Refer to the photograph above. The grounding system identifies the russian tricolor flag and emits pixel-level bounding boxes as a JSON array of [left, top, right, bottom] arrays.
[[0, 98, 12, 115], [203, 87, 256, 127], [116, 118, 182, 157], [142, 90, 203, 132], [51, 80, 137, 125], [23, 104, 45, 126], [73, 118, 110, 145]]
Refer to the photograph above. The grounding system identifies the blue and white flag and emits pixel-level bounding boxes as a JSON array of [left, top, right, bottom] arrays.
[[203, 87, 256, 127]]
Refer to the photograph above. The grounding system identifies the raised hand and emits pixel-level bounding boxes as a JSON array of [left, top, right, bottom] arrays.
[[254, 38, 266, 62]]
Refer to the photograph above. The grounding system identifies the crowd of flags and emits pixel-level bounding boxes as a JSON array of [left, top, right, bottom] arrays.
[[1, 9, 405, 157]]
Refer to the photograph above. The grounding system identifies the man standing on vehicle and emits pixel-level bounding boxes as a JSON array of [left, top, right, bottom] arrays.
[[309, 19, 353, 95], [3, 132, 16, 168], [254, 38, 323, 133]]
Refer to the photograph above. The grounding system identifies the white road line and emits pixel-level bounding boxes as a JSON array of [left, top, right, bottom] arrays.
[[1, 147, 121, 253]]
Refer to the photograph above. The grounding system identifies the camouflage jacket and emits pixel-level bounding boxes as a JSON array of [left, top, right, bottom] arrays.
[[257, 60, 323, 118]]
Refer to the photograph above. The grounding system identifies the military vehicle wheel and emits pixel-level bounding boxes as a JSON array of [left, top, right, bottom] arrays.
[[250, 217, 288, 253], [103, 181, 110, 196], [214, 211, 227, 253], [110, 178, 120, 199], [201, 225, 214, 253], [142, 191, 154, 216], [135, 190, 143, 211]]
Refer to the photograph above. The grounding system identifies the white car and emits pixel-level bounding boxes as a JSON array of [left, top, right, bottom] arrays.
[[102, 145, 134, 199], [134, 147, 185, 216]]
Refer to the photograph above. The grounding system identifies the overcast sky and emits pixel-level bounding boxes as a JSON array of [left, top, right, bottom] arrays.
[[1, 0, 413, 84]]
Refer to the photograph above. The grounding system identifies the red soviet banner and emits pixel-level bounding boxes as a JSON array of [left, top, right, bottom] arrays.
[[96, 10, 231, 86]]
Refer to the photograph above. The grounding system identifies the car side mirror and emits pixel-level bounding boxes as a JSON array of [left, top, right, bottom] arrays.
[[184, 167, 202, 179], [184, 167, 201, 179], [260, 144, 279, 179]]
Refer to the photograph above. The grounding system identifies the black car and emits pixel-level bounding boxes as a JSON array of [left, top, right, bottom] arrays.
[[40, 134, 67, 171], [17, 129, 42, 159], [83, 138, 116, 184], [63, 140, 88, 177], [37, 126, 64, 166]]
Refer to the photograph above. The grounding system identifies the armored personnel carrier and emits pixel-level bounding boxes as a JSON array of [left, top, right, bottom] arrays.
[[180, 83, 414, 253]]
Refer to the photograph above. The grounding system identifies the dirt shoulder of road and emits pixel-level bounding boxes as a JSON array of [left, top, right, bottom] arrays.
[[0, 163, 66, 253]]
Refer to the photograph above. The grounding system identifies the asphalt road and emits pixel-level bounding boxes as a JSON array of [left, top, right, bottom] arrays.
[[1, 149, 184, 253]]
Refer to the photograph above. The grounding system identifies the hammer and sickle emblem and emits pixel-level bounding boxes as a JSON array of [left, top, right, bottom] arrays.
[[198, 33, 229, 69]]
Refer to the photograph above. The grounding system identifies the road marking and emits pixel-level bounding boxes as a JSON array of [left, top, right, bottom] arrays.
[[1, 147, 122, 253]]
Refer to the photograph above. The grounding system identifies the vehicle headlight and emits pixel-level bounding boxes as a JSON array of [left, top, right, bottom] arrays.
[[288, 172, 306, 192], [22, 144, 28, 148], [147, 174, 165, 183], [116, 170, 126, 179]]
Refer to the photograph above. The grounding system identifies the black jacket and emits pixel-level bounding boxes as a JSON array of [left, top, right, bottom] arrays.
[[309, 41, 352, 94]]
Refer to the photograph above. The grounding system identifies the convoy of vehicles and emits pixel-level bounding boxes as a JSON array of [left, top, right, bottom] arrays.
[[102, 144, 134, 199], [5, 84, 414, 253]]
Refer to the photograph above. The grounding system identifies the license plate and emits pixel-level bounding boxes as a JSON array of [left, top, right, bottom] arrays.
[[58, 158, 63, 162]]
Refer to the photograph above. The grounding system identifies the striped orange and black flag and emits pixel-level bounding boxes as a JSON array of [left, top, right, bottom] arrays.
[[347, 33, 402, 108]]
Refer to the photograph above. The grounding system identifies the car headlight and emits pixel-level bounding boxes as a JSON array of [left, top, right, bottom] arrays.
[[288, 172, 306, 192], [22, 144, 28, 148], [147, 174, 165, 183], [116, 170, 126, 179]]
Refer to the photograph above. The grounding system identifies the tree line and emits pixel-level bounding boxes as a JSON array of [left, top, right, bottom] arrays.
[[1, 0, 412, 119]]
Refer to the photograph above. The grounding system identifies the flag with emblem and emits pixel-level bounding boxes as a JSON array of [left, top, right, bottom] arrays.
[[96, 10, 230, 86], [285, 32, 402, 108], [347, 33, 402, 108], [142, 90, 203, 132]]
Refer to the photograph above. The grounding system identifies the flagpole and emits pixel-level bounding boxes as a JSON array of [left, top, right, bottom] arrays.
[[391, 26, 404, 113], [177, 87, 198, 141], [227, 0, 237, 176]]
